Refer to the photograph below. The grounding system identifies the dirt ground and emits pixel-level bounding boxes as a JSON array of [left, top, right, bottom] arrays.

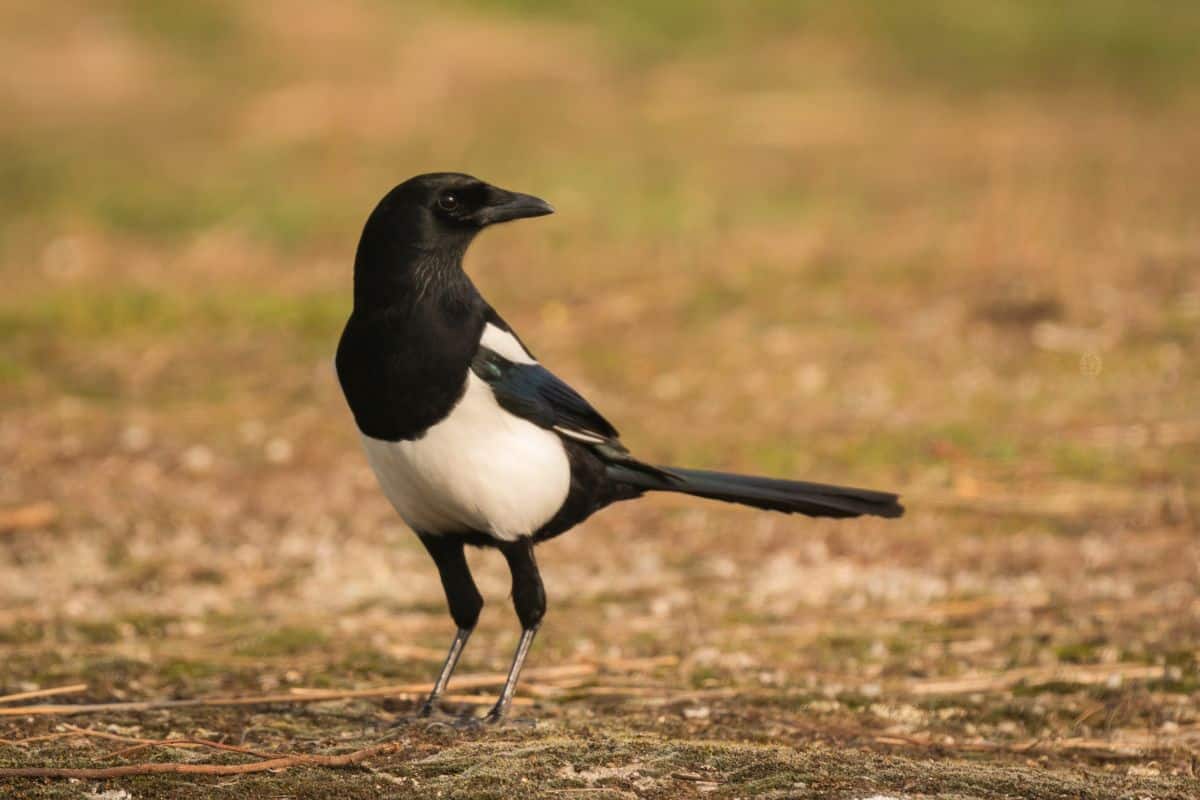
[[2, 2, 1198, 798]]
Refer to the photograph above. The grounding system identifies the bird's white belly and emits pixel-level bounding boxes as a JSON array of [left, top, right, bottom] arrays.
[[360, 373, 570, 540]]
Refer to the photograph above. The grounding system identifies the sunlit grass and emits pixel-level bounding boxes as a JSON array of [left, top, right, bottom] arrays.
[[459, 0, 1200, 94], [0, 288, 346, 342]]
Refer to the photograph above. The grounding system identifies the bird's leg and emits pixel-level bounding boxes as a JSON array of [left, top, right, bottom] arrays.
[[485, 625, 539, 724], [485, 538, 545, 724], [415, 534, 483, 718], [421, 626, 472, 717]]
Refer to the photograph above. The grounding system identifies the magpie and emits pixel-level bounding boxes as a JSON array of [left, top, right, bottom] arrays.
[[335, 173, 904, 723]]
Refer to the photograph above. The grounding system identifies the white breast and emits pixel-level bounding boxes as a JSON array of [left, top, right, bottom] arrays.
[[360, 370, 570, 541]]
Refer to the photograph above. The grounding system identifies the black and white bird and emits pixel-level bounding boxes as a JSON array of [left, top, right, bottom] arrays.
[[336, 173, 903, 723]]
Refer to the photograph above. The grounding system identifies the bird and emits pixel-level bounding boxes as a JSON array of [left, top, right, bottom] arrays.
[[335, 173, 904, 724]]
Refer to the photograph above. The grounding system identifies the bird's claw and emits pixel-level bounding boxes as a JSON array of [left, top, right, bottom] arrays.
[[483, 710, 537, 729], [386, 700, 446, 730], [424, 714, 486, 733]]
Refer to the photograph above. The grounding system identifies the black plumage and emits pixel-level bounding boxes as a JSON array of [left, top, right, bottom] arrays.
[[471, 347, 620, 444], [335, 172, 904, 723]]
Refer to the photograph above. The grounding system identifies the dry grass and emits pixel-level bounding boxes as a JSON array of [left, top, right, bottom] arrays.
[[1, 1, 1198, 797]]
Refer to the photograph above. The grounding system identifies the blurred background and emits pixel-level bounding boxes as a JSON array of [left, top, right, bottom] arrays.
[[1, 1, 1198, 794]]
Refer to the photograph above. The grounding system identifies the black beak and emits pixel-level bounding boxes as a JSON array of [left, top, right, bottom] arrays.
[[476, 190, 555, 225]]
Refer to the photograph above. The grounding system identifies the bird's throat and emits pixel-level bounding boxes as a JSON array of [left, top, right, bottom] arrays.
[[353, 246, 475, 314]]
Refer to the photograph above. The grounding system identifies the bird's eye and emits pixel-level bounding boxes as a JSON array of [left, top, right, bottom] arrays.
[[438, 193, 459, 211]]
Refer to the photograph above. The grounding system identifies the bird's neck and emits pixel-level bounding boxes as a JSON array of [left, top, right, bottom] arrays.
[[352, 237, 477, 317]]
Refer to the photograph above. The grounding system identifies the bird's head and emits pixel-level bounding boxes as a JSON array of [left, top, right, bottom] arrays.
[[353, 173, 554, 309], [364, 172, 554, 252]]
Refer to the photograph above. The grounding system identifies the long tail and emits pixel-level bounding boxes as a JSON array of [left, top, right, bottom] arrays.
[[606, 463, 904, 519]]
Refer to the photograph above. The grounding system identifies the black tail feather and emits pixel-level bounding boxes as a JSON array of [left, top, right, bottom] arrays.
[[607, 463, 904, 519]]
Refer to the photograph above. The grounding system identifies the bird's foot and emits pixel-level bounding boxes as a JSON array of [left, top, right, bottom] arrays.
[[481, 706, 538, 729], [421, 713, 490, 733], [386, 699, 446, 730], [416, 709, 537, 732], [387, 702, 537, 733], [386, 711, 479, 734], [490, 715, 539, 730]]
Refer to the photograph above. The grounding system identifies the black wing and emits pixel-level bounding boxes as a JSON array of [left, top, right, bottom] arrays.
[[470, 346, 622, 448]]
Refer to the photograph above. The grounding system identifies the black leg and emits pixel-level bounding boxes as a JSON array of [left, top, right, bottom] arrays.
[[485, 537, 545, 723], [417, 534, 483, 716]]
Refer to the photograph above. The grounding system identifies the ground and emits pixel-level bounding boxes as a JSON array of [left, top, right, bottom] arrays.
[[1, 1, 1198, 798]]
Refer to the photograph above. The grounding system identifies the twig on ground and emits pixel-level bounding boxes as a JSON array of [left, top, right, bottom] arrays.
[[0, 731, 79, 747], [0, 502, 58, 532], [1072, 702, 1108, 730], [0, 683, 87, 705], [104, 738, 278, 761]]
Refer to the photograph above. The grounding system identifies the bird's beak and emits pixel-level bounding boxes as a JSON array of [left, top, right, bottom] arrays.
[[476, 190, 555, 225]]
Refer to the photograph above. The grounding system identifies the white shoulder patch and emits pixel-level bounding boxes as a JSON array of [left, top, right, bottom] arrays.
[[481, 322, 536, 364]]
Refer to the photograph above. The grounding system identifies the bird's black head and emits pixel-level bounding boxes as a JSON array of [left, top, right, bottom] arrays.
[[353, 173, 553, 310], [367, 172, 553, 250]]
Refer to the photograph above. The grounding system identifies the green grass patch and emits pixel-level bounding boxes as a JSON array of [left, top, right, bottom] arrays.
[[857, 0, 1200, 96], [71, 620, 122, 644], [824, 422, 1019, 474], [80, 655, 152, 685], [336, 647, 420, 680], [235, 626, 330, 658], [1054, 640, 1105, 665], [120, 613, 178, 639], [0, 353, 27, 384], [0, 620, 46, 646], [0, 138, 73, 221], [1052, 442, 1135, 483], [462, 0, 1200, 97], [0, 287, 347, 344], [456, 0, 791, 54], [158, 657, 227, 684], [117, 0, 242, 58]]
